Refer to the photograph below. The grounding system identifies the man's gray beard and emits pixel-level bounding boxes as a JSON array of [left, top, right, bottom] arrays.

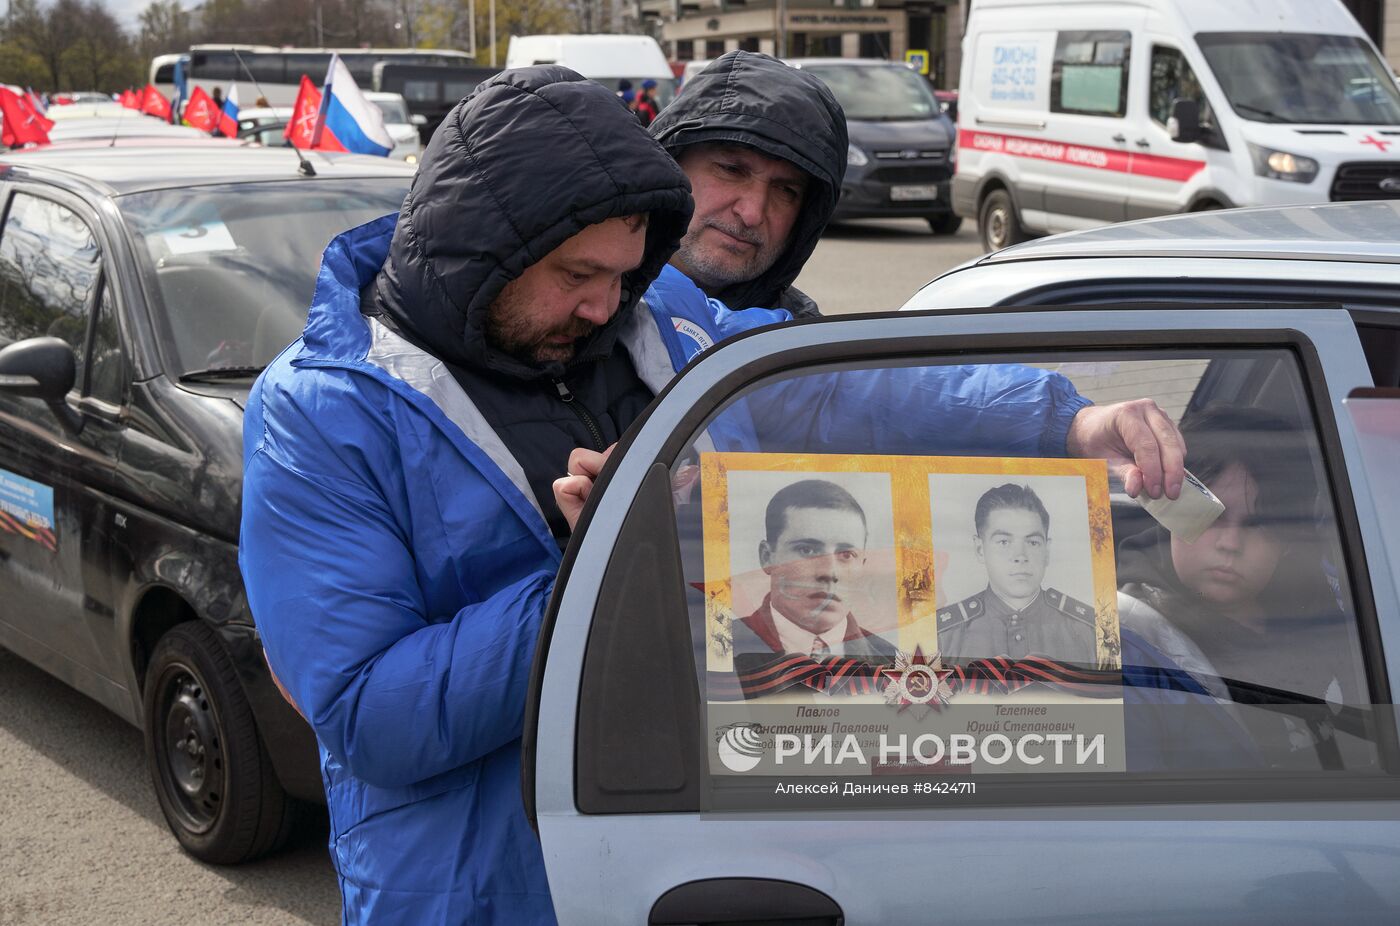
[[675, 230, 781, 295]]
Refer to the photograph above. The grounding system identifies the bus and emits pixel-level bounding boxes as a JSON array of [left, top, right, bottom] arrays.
[[372, 62, 501, 143], [150, 45, 475, 107]]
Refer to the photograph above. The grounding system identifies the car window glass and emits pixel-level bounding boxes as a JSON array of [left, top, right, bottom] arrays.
[[117, 179, 409, 375], [1150, 45, 1217, 137], [1052, 30, 1131, 117], [0, 192, 101, 389], [87, 281, 125, 405], [578, 348, 1383, 811]]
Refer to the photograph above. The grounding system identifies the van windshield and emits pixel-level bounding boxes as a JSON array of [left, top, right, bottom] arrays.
[[803, 64, 939, 121], [1197, 32, 1400, 125]]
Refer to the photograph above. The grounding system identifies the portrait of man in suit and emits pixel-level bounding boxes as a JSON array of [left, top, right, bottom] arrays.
[[730, 478, 897, 661]]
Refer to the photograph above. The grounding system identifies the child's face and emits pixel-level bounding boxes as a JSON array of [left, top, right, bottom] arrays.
[[1170, 462, 1285, 612]]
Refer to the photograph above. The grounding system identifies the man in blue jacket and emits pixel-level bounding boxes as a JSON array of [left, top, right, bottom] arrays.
[[242, 66, 1183, 925]]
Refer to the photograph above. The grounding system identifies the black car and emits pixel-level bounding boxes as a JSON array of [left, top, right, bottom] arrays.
[[791, 58, 962, 235], [0, 144, 413, 863]]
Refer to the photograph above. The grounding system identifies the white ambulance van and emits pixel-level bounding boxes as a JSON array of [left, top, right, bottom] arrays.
[[505, 34, 677, 109], [954, 0, 1400, 251]]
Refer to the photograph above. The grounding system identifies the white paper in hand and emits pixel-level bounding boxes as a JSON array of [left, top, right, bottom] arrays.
[[1135, 468, 1225, 543]]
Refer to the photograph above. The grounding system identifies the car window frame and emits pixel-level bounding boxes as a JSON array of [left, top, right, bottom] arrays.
[[524, 306, 1399, 827], [1050, 29, 1133, 119], [0, 183, 127, 412]]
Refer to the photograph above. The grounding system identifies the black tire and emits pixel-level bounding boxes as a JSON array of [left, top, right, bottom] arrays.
[[978, 188, 1028, 252], [927, 213, 964, 235], [143, 622, 300, 864]]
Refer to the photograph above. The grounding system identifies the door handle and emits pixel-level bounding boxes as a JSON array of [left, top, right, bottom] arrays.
[[1111, 133, 1126, 143], [650, 878, 844, 925], [1135, 138, 1151, 148]]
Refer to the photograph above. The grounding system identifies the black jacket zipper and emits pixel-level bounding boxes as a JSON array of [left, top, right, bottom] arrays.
[[554, 379, 606, 451]]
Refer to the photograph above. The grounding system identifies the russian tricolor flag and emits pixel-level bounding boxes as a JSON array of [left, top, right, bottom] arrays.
[[311, 55, 392, 157], [216, 85, 239, 138]]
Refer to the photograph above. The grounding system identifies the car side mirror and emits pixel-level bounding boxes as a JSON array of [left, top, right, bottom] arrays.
[[1167, 98, 1202, 144], [0, 337, 83, 434], [944, 99, 958, 124], [411, 114, 427, 126]]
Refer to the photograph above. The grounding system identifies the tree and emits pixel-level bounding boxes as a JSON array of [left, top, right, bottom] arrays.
[[418, 0, 574, 64], [138, 0, 192, 63]]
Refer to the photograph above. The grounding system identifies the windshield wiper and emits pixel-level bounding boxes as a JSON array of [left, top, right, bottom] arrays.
[[178, 365, 266, 383], [1234, 103, 1288, 122]]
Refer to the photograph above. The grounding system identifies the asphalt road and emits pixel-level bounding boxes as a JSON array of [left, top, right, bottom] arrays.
[[795, 216, 985, 315], [0, 219, 985, 926]]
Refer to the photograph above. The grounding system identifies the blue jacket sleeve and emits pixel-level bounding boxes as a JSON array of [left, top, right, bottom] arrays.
[[648, 265, 1090, 457], [745, 362, 1091, 457], [240, 443, 551, 790]]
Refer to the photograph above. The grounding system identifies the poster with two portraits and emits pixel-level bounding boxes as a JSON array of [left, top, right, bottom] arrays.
[[702, 451, 1127, 779]]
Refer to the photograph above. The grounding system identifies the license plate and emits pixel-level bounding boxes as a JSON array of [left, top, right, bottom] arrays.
[[890, 184, 939, 201]]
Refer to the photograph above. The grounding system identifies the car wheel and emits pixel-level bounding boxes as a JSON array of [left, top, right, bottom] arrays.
[[927, 213, 964, 235], [143, 622, 300, 864], [978, 189, 1027, 252]]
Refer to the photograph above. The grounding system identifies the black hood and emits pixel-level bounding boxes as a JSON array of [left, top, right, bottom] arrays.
[[650, 51, 847, 312], [373, 66, 693, 381]]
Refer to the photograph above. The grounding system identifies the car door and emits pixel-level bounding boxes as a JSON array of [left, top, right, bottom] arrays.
[[1039, 25, 1139, 231], [0, 185, 130, 700], [525, 306, 1400, 924], [1123, 40, 1229, 221]]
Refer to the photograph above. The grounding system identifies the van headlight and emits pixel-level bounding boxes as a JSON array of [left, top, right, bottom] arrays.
[[847, 143, 868, 167], [1248, 144, 1319, 183]]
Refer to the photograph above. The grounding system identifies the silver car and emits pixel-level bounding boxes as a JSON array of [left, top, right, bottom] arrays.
[[523, 200, 1400, 923]]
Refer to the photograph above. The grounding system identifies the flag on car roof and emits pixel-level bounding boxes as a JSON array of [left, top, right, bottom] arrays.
[[285, 75, 322, 149], [120, 88, 140, 109], [216, 84, 239, 138], [140, 83, 171, 121], [170, 56, 189, 125], [311, 54, 392, 157], [184, 85, 219, 134], [0, 88, 50, 147]]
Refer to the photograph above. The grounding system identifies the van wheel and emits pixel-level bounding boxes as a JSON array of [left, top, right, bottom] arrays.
[[927, 213, 963, 235], [143, 622, 300, 864], [978, 189, 1027, 251]]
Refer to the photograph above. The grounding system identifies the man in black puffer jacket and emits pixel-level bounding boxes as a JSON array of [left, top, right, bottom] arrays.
[[650, 51, 847, 318]]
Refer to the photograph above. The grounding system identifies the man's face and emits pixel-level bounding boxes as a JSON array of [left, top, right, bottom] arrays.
[[485, 216, 646, 364], [1170, 463, 1284, 612], [759, 506, 866, 635], [672, 143, 809, 293], [975, 507, 1050, 602]]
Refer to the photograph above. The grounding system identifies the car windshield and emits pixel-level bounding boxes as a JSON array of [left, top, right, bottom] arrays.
[[118, 179, 409, 377], [803, 64, 939, 121], [371, 97, 410, 124], [1197, 32, 1400, 125]]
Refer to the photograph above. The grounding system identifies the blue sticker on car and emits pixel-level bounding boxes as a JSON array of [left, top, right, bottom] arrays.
[[0, 468, 56, 551]]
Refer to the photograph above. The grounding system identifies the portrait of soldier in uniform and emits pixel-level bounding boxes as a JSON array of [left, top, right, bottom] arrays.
[[937, 482, 1097, 666], [730, 478, 898, 661]]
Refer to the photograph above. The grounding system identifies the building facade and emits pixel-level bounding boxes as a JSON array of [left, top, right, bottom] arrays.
[[638, 1, 966, 89], [638, 1, 1400, 89]]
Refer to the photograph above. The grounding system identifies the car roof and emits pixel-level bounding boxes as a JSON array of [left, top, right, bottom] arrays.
[[0, 144, 416, 196], [785, 57, 910, 69], [977, 200, 1400, 266]]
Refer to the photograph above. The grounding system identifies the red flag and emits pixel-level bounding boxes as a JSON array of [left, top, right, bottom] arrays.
[[15, 94, 54, 134], [0, 88, 50, 147], [140, 83, 171, 121], [120, 88, 140, 109], [285, 75, 322, 148], [183, 86, 218, 133]]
